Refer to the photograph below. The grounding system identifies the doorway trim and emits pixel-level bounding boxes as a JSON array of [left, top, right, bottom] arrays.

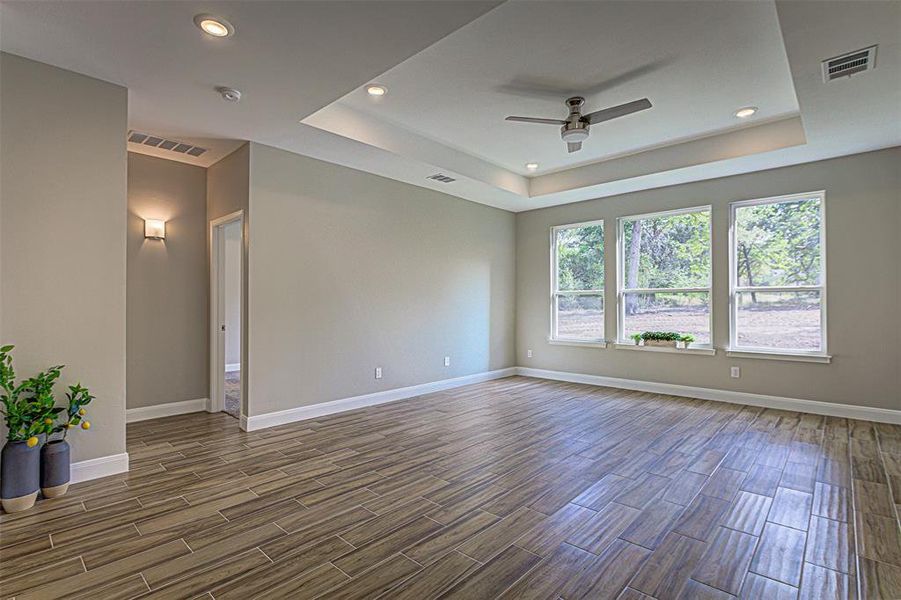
[[209, 210, 244, 419]]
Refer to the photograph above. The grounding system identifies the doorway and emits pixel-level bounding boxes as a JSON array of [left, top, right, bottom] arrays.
[[210, 211, 243, 419]]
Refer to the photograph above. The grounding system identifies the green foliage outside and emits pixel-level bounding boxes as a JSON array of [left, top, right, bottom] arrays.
[[623, 210, 710, 315], [556, 199, 820, 310], [624, 211, 710, 289], [556, 224, 603, 291], [735, 198, 821, 294]]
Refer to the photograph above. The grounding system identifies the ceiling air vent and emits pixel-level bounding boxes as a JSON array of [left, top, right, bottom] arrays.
[[127, 131, 208, 157], [822, 46, 877, 82], [427, 173, 457, 184]]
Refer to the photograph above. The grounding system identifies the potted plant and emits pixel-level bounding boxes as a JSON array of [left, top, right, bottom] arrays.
[[0, 345, 50, 513], [39, 383, 93, 498], [632, 331, 696, 348]]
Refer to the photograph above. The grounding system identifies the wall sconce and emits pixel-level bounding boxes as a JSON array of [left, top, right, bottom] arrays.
[[144, 219, 166, 240]]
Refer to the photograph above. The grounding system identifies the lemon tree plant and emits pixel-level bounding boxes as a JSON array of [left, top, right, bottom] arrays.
[[21, 363, 66, 444], [47, 383, 94, 438], [1, 345, 65, 512], [39, 381, 93, 500], [0, 345, 55, 446]]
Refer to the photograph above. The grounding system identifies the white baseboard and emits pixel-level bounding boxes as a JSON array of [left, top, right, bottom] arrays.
[[70, 452, 129, 484], [244, 368, 517, 431], [516, 367, 901, 424], [226, 363, 241, 373], [126, 398, 209, 423]]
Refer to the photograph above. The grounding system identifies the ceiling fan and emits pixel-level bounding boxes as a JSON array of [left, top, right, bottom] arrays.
[[505, 96, 652, 153]]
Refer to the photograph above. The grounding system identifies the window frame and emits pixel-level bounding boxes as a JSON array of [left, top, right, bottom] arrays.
[[549, 219, 606, 345], [616, 205, 713, 347], [728, 190, 828, 358]]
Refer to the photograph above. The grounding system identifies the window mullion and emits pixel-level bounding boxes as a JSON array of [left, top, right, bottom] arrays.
[[734, 285, 822, 293], [554, 290, 603, 296], [622, 287, 710, 294]]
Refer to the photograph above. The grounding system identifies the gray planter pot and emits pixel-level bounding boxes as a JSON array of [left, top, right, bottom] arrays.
[[41, 439, 71, 498], [1, 440, 40, 513]]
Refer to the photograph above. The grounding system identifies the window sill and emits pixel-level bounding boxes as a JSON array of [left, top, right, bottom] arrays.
[[548, 338, 607, 349], [726, 349, 832, 363], [614, 343, 716, 356]]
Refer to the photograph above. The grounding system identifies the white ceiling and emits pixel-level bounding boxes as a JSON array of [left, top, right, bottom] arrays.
[[322, 0, 800, 175], [1, 1, 899, 211], [0, 1, 500, 167]]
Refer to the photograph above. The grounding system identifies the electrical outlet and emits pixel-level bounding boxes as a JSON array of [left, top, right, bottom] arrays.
[[730, 366, 740, 378], [527, 349, 533, 358], [375, 367, 383, 380], [444, 356, 451, 367]]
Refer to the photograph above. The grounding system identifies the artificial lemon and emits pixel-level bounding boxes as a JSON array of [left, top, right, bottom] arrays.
[[78, 408, 86, 416], [44, 418, 53, 425], [26, 436, 39, 447], [81, 421, 91, 430]]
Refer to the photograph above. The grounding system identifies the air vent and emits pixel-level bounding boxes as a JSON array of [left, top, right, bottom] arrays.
[[822, 46, 877, 82], [427, 173, 457, 184], [127, 131, 208, 157]]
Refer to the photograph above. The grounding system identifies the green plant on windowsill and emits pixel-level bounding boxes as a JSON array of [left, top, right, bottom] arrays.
[[631, 332, 695, 348]]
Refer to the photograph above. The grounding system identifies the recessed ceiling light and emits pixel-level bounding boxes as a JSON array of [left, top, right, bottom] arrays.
[[525, 162, 539, 172], [194, 14, 234, 38], [366, 84, 387, 97], [734, 106, 758, 118]]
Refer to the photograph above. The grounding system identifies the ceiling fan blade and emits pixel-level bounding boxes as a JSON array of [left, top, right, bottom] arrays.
[[584, 98, 652, 125], [505, 116, 568, 125], [567, 141, 582, 153]]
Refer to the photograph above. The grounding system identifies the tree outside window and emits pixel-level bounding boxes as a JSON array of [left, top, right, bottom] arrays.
[[618, 207, 712, 345], [551, 221, 604, 342], [731, 193, 825, 353]]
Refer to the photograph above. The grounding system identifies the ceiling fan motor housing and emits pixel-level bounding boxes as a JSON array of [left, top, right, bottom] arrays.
[[561, 96, 590, 142], [566, 96, 586, 113]]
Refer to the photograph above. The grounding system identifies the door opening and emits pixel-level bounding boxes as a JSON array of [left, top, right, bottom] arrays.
[[210, 211, 243, 420]]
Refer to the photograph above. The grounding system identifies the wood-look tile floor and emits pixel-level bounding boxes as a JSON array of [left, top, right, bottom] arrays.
[[2, 376, 900, 599]]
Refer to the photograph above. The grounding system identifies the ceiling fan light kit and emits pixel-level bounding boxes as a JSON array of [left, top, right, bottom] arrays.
[[505, 95, 652, 153], [561, 127, 589, 143]]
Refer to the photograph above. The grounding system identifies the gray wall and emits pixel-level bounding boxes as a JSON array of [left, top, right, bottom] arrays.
[[127, 153, 208, 409], [0, 53, 128, 461], [207, 144, 250, 414], [517, 147, 901, 410], [246, 143, 516, 415]]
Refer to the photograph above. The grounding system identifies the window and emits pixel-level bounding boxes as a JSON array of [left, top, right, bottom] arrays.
[[617, 207, 712, 345], [730, 192, 826, 355], [550, 221, 604, 343]]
